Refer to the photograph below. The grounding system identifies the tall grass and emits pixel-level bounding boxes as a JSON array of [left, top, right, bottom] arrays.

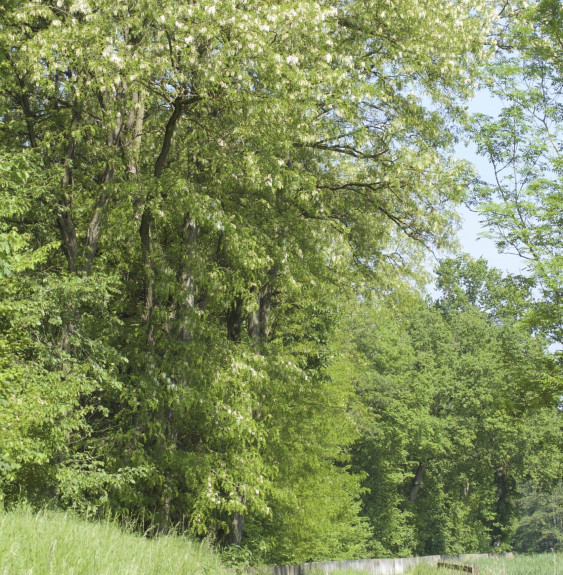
[[407, 553, 562, 575], [0, 507, 231, 575], [474, 553, 561, 575]]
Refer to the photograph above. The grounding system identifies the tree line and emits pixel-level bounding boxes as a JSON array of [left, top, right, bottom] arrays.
[[0, 0, 560, 565]]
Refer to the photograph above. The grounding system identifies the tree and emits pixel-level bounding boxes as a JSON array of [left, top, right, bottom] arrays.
[[1, 0, 499, 559], [469, 0, 563, 344], [0, 151, 125, 507], [339, 262, 560, 555], [512, 481, 563, 553]]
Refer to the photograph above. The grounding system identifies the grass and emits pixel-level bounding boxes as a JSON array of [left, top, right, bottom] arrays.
[[308, 571, 371, 575], [0, 506, 232, 575], [2, 509, 560, 575], [406, 553, 563, 575], [474, 553, 561, 575]]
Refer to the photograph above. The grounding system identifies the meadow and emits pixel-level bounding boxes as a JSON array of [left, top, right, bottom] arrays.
[[1, 507, 560, 575], [0, 507, 231, 575], [406, 553, 562, 575]]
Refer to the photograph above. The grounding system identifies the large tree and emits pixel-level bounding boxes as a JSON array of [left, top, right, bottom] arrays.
[[1, 0, 498, 560]]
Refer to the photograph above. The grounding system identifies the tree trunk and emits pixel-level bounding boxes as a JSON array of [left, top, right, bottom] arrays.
[[248, 266, 278, 343], [225, 268, 278, 546], [492, 468, 511, 547], [140, 97, 184, 346], [227, 509, 245, 546], [410, 461, 427, 503], [226, 298, 244, 342]]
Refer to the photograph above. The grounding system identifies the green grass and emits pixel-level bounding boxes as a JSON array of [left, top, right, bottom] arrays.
[[308, 571, 371, 575], [3, 510, 560, 575], [407, 553, 563, 575], [474, 553, 561, 575], [0, 507, 232, 575], [407, 567, 442, 575]]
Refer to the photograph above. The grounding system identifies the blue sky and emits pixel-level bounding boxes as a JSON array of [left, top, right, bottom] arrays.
[[454, 90, 527, 276]]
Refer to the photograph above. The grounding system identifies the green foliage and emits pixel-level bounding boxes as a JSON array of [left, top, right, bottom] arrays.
[[342, 261, 560, 556], [0, 151, 121, 506], [469, 0, 563, 345], [4, 0, 550, 565], [513, 482, 563, 553]]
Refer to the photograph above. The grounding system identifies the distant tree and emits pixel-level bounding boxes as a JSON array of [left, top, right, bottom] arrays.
[[512, 481, 563, 553], [339, 262, 560, 555]]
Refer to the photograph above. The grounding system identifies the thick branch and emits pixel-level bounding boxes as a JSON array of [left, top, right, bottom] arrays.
[[82, 114, 122, 275], [83, 191, 110, 275], [18, 89, 38, 148], [154, 97, 184, 178], [139, 205, 154, 346], [125, 91, 145, 176], [58, 211, 79, 273], [8, 57, 38, 148]]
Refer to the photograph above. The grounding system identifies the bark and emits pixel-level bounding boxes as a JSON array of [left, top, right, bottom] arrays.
[[140, 207, 155, 346], [492, 468, 511, 547], [58, 98, 126, 276], [260, 266, 277, 339], [154, 97, 184, 178], [161, 491, 172, 534], [7, 57, 38, 148], [83, 190, 110, 275], [58, 210, 79, 274], [410, 461, 427, 503], [125, 91, 144, 176], [226, 268, 278, 546], [58, 120, 78, 271], [248, 286, 261, 341], [57, 114, 80, 350], [140, 97, 185, 345], [227, 510, 245, 546], [248, 267, 278, 342], [463, 480, 471, 499], [226, 298, 244, 342], [19, 89, 38, 149], [87, 87, 143, 276], [82, 109, 124, 275]]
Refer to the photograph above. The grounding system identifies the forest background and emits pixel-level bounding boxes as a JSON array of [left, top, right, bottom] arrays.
[[0, 0, 561, 567]]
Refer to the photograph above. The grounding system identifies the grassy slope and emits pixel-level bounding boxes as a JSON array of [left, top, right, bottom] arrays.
[[0, 507, 232, 575]]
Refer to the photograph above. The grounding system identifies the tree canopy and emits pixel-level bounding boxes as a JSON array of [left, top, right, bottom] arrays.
[[0, 0, 560, 564]]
